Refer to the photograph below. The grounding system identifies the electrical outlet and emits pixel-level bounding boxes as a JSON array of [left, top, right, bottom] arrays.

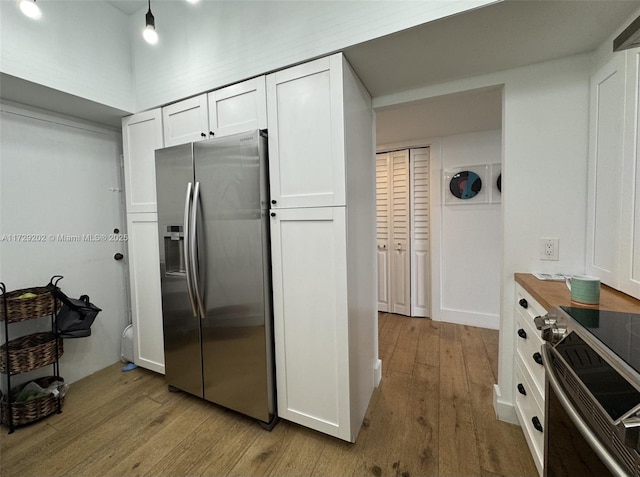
[[540, 238, 559, 261]]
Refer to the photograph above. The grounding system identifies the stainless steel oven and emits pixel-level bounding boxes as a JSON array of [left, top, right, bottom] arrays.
[[538, 306, 640, 477]]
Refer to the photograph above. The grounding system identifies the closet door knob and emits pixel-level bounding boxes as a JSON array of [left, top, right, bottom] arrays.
[[517, 328, 527, 339], [519, 298, 528, 309], [517, 383, 526, 396], [200, 132, 206, 138], [209, 131, 215, 137], [270, 212, 276, 217]]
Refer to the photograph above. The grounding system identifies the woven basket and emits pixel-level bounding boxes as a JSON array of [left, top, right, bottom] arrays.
[[0, 332, 63, 375], [0, 376, 64, 427], [0, 287, 60, 323]]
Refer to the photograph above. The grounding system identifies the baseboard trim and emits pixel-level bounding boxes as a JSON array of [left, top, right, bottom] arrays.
[[374, 359, 382, 387], [493, 384, 518, 424], [436, 308, 500, 330]]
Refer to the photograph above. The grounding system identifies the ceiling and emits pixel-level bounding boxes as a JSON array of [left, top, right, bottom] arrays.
[[3, 0, 639, 128], [376, 86, 503, 146], [0, 73, 131, 128], [344, 0, 640, 102], [105, 0, 147, 15]]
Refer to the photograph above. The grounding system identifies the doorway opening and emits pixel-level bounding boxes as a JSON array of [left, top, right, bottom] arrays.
[[374, 85, 503, 329]]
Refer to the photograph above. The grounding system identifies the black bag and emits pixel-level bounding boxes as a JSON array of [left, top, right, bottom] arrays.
[[46, 276, 101, 338]]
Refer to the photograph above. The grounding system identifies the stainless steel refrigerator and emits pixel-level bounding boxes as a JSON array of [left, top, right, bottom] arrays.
[[155, 130, 275, 427]]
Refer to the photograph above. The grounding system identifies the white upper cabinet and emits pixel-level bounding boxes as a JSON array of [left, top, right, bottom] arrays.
[[122, 109, 164, 213], [586, 53, 625, 288], [267, 55, 346, 209], [162, 76, 267, 147], [208, 76, 267, 137], [162, 95, 209, 147], [620, 48, 640, 299], [587, 47, 640, 300]]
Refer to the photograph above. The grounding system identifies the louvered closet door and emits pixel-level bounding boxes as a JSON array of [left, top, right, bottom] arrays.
[[390, 150, 410, 316], [376, 153, 390, 312], [410, 148, 430, 317]]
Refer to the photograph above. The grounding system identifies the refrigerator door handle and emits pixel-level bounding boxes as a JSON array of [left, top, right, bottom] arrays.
[[183, 182, 198, 317], [190, 181, 206, 318]]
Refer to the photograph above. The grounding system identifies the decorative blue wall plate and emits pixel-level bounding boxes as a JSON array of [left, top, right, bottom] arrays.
[[449, 170, 482, 199]]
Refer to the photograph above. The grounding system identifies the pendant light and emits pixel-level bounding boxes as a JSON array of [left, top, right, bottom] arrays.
[[19, 0, 41, 20], [143, 0, 158, 45]]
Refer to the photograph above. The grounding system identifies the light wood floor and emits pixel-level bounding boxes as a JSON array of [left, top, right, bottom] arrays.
[[0, 314, 537, 477]]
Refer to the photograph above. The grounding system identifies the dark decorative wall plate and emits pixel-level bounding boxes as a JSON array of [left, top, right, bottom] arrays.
[[449, 171, 482, 199]]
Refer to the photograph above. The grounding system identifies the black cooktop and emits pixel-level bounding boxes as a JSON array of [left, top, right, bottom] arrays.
[[561, 306, 640, 375]]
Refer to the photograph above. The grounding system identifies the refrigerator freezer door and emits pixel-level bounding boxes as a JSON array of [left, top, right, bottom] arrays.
[[194, 131, 274, 422], [156, 143, 204, 398]]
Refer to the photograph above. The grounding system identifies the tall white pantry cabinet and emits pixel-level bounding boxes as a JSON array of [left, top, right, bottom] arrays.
[[121, 109, 165, 374], [267, 54, 377, 442], [121, 53, 378, 442]]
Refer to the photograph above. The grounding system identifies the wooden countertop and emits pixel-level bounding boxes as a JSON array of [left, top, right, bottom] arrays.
[[515, 273, 640, 314]]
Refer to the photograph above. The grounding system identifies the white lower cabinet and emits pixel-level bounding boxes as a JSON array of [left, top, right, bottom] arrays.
[[126, 213, 164, 374], [270, 206, 374, 442], [514, 284, 547, 476], [515, 359, 545, 476]]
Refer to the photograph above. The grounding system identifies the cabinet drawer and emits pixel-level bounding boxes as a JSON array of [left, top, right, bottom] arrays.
[[515, 285, 547, 322], [514, 304, 542, 341], [515, 354, 543, 412], [515, 311, 545, 397], [515, 361, 544, 477]]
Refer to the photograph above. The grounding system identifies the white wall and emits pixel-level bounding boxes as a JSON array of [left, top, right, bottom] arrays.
[[0, 1, 135, 112], [438, 130, 502, 328], [498, 57, 590, 420], [0, 102, 128, 388], [129, 0, 494, 111]]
